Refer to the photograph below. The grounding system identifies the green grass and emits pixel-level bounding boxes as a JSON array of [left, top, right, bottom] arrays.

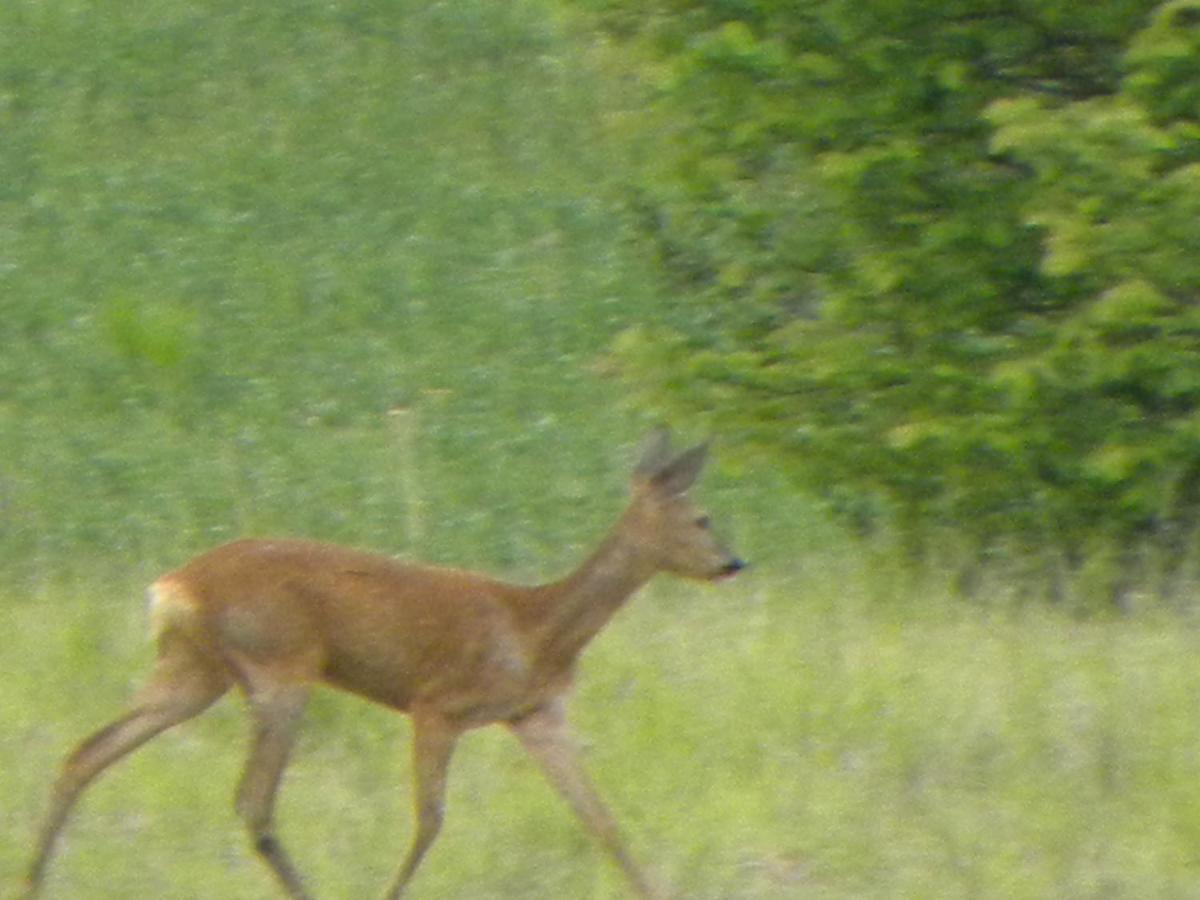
[[9, 574, 1200, 898], [0, 0, 664, 588], [6, 2, 1200, 898]]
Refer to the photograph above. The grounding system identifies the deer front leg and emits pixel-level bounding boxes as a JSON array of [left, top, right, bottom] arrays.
[[383, 712, 460, 900], [235, 682, 311, 900], [510, 699, 663, 899]]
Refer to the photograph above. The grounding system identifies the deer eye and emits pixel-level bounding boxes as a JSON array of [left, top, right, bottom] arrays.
[[695, 515, 711, 530]]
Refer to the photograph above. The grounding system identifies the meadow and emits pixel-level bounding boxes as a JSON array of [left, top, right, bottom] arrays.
[[4, 2, 1200, 898]]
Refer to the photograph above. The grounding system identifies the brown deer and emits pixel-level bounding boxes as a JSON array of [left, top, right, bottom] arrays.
[[24, 429, 744, 899]]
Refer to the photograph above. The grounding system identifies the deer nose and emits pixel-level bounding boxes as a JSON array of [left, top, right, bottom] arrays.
[[721, 558, 747, 577]]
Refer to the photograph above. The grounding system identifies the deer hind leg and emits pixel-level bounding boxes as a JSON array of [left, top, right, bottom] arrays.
[[510, 699, 662, 899], [25, 636, 230, 896], [232, 672, 313, 900]]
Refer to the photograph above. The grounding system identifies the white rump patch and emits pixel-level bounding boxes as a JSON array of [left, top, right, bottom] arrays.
[[147, 578, 197, 641]]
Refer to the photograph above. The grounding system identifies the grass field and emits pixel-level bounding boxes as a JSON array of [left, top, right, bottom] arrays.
[[9, 573, 1200, 898], [5, 2, 1200, 898]]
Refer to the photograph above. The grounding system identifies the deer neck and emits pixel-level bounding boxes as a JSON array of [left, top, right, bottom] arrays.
[[527, 520, 657, 672]]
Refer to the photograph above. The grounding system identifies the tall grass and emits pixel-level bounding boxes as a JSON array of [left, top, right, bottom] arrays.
[[8, 570, 1200, 898]]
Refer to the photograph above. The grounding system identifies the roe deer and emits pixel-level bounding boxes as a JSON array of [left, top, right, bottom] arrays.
[[24, 429, 744, 899]]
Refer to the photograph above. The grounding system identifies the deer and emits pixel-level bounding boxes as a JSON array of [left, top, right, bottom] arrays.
[[24, 428, 745, 899]]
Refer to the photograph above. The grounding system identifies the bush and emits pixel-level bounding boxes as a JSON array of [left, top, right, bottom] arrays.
[[572, 0, 1200, 605]]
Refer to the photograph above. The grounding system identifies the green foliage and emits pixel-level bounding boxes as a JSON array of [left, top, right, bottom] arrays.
[[577, 0, 1200, 603], [986, 86, 1200, 558]]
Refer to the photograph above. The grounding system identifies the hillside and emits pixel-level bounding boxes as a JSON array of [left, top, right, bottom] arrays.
[[1, 0, 736, 589]]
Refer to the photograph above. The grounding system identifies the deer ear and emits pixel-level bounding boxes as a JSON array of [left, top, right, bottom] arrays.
[[633, 427, 674, 481], [651, 442, 709, 495]]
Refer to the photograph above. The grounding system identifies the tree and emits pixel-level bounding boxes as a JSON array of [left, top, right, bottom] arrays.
[[579, 0, 1200, 603]]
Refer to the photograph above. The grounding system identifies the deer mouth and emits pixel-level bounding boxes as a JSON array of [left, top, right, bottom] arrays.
[[712, 559, 747, 581]]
